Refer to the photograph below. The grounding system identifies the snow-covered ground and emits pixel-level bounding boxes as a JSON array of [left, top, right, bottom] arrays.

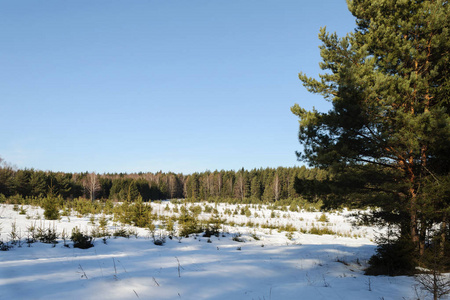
[[0, 203, 430, 299]]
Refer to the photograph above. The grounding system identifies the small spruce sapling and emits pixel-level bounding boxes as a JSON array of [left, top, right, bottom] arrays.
[[71, 227, 94, 249], [9, 221, 18, 245]]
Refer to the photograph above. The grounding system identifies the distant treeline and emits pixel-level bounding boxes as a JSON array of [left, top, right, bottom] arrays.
[[0, 161, 330, 203]]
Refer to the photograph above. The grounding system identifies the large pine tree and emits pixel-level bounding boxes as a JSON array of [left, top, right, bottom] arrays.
[[292, 0, 450, 266]]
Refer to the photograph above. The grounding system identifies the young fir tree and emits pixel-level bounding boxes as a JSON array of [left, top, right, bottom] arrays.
[[132, 195, 153, 228], [177, 204, 201, 237], [291, 0, 450, 272], [43, 187, 60, 221]]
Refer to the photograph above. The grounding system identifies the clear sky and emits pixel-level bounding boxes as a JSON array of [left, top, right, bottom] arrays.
[[0, 0, 356, 174]]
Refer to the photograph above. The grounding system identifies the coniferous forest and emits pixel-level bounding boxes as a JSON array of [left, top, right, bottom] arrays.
[[0, 158, 330, 205]]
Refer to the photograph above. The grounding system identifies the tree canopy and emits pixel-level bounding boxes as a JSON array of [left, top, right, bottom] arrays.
[[292, 0, 450, 271]]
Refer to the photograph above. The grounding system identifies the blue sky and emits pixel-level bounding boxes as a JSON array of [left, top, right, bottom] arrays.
[[0, 1, 355, 174]]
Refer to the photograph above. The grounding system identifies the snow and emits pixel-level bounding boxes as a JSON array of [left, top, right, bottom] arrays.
[[0, 203, 430, 299]]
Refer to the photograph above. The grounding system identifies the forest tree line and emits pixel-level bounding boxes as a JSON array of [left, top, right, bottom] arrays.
[[0, 159, 329, 204]]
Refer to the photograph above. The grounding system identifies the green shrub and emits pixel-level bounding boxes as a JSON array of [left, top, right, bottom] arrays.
[[366, 239, 416, 276], [37, 226, 58, 244], [250, 232, 260, 240], [103, 200, 114, 215], [286, 232, 294, 240], [232, 232, 244, 242], [61, 206, 71, 217], [289, 204, 299, 212], [26, 223, 38, 243], [178, 207, 202, 237], [204, 211, 223, 237], [245, 208, 252, 218], [308, 226, 335, 235], [0, 241, 12, 251], [318, 213, 329, 223], [43, 195, 60, 220], [246, 220, 255, 228], [261, 222, 277, 230], [7, 194, 25, 205], [98, 214, 109, 233], [71, 227, 94, 249], [204, 205, 213, 213], [114, 200, 133, 225], [189, 205, 203, 215], [131, 196, 154, 228], [113, 227, 130, 238], [278, 223, 297, 233], [165, 216, 175, 237], [73, 198, 99, 217]]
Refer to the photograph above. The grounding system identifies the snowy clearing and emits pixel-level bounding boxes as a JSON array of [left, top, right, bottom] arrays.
[[0, 203, 431, 299]]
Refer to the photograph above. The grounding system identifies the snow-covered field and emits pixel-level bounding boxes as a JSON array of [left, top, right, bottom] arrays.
[[0, 203, 428, 299]]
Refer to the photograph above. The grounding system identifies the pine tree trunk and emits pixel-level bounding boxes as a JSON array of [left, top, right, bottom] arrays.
[[420, 222, 426, 257], [410, 190, 420, 253], [441, 218, 447, 258], [407, 159, 421, 255]]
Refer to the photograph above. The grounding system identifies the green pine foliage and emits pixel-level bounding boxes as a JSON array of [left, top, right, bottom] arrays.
[[43, 193, 61, 221], [36, 224, 58, 244], [71, 227, 94, 249], [131, 195, 154, 228], [204, 210, 224, 237], [114, 200, 133, 225], [177, 205, 202, 237], [292, 0, 450, 272], [366, 238, 416, 276]]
